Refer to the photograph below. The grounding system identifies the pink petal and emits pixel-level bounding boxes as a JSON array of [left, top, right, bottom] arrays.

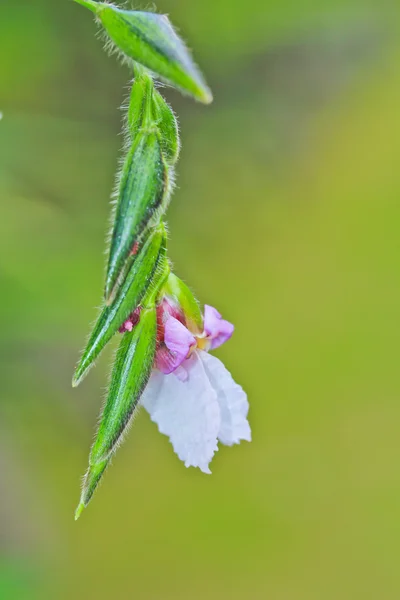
[[156, 317, 196, 375], [155, 345, 177, 374], [165, 316, 196, 358], [203, 305, 234, 350]]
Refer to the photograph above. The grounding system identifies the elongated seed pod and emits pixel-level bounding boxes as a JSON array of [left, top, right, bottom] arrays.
[[73, 224, 168, 387], [74, 1, 212, 104], [90, 306, 157, 465], [152, 90, 180, 166], [106, 130, 169, 301]]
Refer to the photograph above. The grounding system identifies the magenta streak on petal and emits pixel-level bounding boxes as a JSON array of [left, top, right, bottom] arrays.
[[155, 344, 177, 374], [156, 317, 196, 375], [203, 305, 234, 350], [161, 297, 184, 323]]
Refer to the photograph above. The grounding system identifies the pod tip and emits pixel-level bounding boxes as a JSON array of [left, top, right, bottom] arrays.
[[75, 502, 85, 521], [200, 88, 213, 105], [73, 0, 98, 14]]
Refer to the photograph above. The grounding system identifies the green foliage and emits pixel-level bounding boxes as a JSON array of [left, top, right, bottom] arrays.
[[126, 65, 153, 137], [76, 307, 157, 518], [90, 307, 157, 463], [73, 224, 167, 387], [152, 90, 180, 166], [105, 129, 169, 301], [74, 0, 212, 103]]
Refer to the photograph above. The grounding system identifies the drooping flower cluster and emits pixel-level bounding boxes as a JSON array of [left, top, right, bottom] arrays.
[[71, 0, 250, 520]]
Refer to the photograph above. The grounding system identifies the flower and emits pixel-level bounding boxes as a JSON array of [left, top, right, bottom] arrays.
[[154, 300, 235, 376], [141, 302, 251, 473]]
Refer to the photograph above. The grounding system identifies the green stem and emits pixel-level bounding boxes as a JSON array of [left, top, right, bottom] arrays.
[[142, 75, 155, 130]]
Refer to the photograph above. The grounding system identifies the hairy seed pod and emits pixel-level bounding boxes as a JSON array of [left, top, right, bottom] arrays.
[[74, 1, 212, 104], [106, 130, 169, 301], [73, 224, 168, 387]]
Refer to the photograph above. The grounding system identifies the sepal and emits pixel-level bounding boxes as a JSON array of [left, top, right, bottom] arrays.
[[162, 272, 203, 333]]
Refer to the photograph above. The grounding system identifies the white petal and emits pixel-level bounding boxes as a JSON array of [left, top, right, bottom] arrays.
[[200, 352, 251, 446], [141, 352, 221, 473]]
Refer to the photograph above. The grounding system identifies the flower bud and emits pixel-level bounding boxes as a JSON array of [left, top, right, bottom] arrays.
[[74, 1, 212, 104], [105, 130, 169, 301], [73, 224, 168, 387]]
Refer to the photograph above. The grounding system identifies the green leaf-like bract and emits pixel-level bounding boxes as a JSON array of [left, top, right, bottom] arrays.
[[126, 66, 151, 137], [105, 130, 169, 301], [91, 306, 157, 462], [126, 67, 179, 166], [74, 2, 212, 102], [152, 90, 180, 166], [164, 273, 203, 333], [98, 6, 212, 104], [73, 224, 167, 387], [75, 306, 157, 518]]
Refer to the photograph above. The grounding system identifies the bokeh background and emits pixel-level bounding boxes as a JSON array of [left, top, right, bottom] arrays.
[[1, 0, 400, 598]]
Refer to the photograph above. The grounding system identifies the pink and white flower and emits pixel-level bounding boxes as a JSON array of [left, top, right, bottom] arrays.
[[140, 301, 251, 473]]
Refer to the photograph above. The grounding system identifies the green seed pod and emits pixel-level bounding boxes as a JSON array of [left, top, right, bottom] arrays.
[[106, 130, 169, 301], [75, 306, 157, 519], [72, 224, 168, 387], [73, 1, 212, 104], [152, 90, 180, 166], [163, 272, 203, 334]]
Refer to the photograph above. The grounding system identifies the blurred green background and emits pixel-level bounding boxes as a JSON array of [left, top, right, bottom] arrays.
[[1, 0, 400, 598]]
